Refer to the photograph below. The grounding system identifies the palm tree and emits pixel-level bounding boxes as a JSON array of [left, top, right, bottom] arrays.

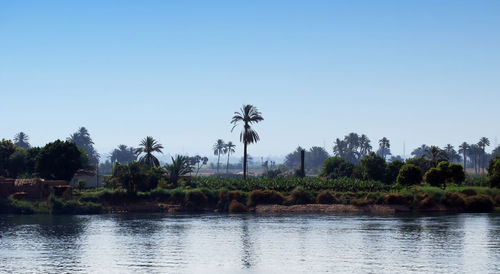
[[458, 142, 469, 170], [110, 144, 137, 164], [333, 138, 347, 158], [166, 155, 193, 186], [231, 104, 264, 179], [478, 137, 490, 173], [425, 145, 448, 167], [377, 137, 390, 160], [359, 134, 372, 157], [213, 139, 225, 174], [224, 141, 236, 173], [13, 132, 30, 149], [136, 136, 164, 168]]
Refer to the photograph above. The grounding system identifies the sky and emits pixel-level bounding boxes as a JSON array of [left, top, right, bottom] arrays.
[[1, 0, 499, 162]]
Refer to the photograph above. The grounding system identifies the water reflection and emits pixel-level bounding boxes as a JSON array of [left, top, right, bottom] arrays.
[[0, 213, 499, 273]]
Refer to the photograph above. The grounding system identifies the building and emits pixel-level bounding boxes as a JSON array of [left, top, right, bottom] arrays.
[[70, 169, 105, 188]]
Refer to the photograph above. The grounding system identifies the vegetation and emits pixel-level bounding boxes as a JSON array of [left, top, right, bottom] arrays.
[[136, 136, 163, 168], [67, 127, 100, 166]]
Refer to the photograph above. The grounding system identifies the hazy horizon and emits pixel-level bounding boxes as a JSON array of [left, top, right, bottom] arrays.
[[1, 1, 499, 161]]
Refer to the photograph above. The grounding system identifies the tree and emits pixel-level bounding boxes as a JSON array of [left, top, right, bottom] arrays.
[[320, 157, 354, 179], [458, 142, 469, 171], [224, 141, 236, 173], [424, 161, 465, 189], [492, 146, 500, 158], [377, 137, 391, 160], [333, 138, 347, 158], [231, 104, 264, 179], [67, 127, 100, 166], [213, 139, 225, 174], [284, 147, 304, 169], [36, 140, 86, 180], [487, 156, 500, 188], [425, 146, 448, 167], [359, 134, 372, 158], [189, 155, 208, 176], [13, 132, 30, 149], [112, 161, 148, 193], [478, 137, 490, 173], [307, 146, 330, 170], [136, 136, 163, 168], [360, 152, 386, 181], [443, 144, 460, 163], [7, 148, 28, 178], [468, 144, 481, 174], [110, 144, 137, 164], [396, 164, 422, 187], [384, 160, 404, 184], [411, 144, 430, 158], [0, 139, 17, 177], [332, 133, 371, 164], [166, 155, 193, 187]]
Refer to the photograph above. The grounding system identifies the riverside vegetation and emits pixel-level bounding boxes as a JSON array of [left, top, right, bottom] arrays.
[[1, 105, 500, 215]]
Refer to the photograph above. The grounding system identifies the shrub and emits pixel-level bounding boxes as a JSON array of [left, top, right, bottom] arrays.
[[77, 179, 87, 190], [443, 192, 466, 209], [184, 189, 208, 210], [248, 190, 284, 206], [286, 188, 314, 205], [217, 190, 248, 211], [413, 193, 435, 209], [448, 163, 465, 185], [50, 195, 102, 214], [464, 194, 494, 212], [321, 157, 354, 179], [424, 168, 446, 188], [461, 188, 477, 196], [350, 198, 374, 206], [228, 200, 248, 213], [169, 189, 187, 204], [397, 164, 422, 187], [316, 190, 337, 204]]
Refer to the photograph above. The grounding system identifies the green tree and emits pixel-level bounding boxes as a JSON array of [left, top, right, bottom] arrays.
[[360, 152, 386, 181], [13, 132, 30, 150], [0, 139, 17, 177], [320, 157, 354, 179], [307, 146, 330, 171], [425, 146, 448, 167], [384, 160, 404, 184], [443, 144, 460, 163], [396, 164, 422, 187], [213, 139, 225, 174], [67, 127, 100, 165], [136, 136, 164, 168], [487, 156, 500, 188], [7, 148, 28, 178], [231, 104, 264, 179], [36, 140, 85, 180], [224, 141, 236, 173], [411, 144, 430, 158]]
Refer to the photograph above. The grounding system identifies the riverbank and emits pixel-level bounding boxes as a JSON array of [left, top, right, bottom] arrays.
[[1, 186, 499, 215]]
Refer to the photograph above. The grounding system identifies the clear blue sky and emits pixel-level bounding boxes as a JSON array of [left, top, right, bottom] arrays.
[[1, 0, 499, 162]]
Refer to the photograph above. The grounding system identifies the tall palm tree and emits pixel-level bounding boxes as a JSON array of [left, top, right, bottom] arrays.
[[333, 138, 347, 158], [224, 141, 236, 173], [478, 137, 490, 173], [378, 137, 390, 160], [13, 132, 30, 149], [136, 136, 164, 168], [359, 134, 372, 157], [458, 142, 469, 170], [231, 104, 264, 179], [213, 139, 225, 174]]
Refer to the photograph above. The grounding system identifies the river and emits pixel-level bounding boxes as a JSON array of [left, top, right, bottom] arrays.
[[0, 213, 499, 273]]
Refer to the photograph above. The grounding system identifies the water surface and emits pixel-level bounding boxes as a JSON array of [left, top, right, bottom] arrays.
[[0, 213, 499, 273]]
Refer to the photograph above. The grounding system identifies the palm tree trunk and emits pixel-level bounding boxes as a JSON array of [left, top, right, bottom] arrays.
[[244, 141, 248, 179], [217, 154, 221, 174], [463, 152, 466, 171], [226, 153, 230, 174]]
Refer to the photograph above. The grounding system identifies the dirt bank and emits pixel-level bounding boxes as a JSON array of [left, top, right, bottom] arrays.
[[254, 204, 458, 214]]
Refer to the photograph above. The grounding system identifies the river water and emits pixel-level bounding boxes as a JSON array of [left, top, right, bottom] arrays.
[[0, 213, 499, 273]]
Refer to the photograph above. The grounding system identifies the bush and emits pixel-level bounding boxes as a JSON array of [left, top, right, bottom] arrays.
[[448, 163, 465, 185], [316, 190, 337, 204], [286, 188, 314, 205], [464, 194, 494, 212], [248, 190, 284, 206], [413, 193, 435, 209], [321, 157, 354, 179], [424, 168, 446, 188], [461, 188, 477, 196], [443, 192, 466, 208], [50, 195, 102, 214], [77, 179, 87, 190], [184, 189, 208, 210], [217, 190, 248, 211], [397, 164, 422, 187], [228, 200, 248, 213]]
